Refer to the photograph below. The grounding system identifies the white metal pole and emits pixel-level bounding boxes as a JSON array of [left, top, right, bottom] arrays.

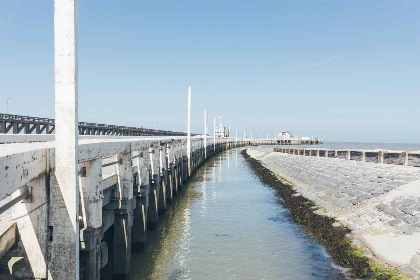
[[4, 98, 10, 114], [52, 0, 79, 278], [187, 86, 191, 176], [204, 110, 207, 158]]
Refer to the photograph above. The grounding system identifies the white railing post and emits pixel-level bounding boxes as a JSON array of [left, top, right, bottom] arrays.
[[50, 0, 79, 279]]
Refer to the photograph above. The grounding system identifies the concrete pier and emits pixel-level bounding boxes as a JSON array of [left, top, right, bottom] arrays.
[[0, 136, 276, 279], [247, 147, 420, 278]]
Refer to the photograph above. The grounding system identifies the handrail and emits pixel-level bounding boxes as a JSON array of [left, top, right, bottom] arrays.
[[0, 113, 193, 137]]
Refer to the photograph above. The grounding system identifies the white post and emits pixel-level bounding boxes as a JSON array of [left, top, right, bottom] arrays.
[[51, 0, 79, 279], [204, 110, 207, 158], [187, 86, 191, 176], [244, 130, 246, 139], [4, 98, 10, 114], [213, 118, 216, 151]]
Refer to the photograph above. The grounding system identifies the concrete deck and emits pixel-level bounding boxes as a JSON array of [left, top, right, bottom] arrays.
[[247, 147, 420, 278]]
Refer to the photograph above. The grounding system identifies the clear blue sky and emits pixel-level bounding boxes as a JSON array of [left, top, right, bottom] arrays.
[[1, 0, 419, 142]]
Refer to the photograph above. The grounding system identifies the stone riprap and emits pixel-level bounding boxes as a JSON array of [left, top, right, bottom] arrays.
[[247, 147, 420, 278]]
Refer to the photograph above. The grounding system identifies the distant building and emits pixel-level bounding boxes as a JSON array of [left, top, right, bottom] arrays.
[[277, 131, 293, 140]]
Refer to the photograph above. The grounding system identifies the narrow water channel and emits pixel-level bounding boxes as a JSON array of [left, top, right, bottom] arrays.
[[129, 148, 346, 280]]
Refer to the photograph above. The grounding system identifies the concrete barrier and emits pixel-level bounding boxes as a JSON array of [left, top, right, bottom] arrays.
[[273, 147, 420, 168]]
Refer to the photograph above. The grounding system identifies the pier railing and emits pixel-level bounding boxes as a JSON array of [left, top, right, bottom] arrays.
[[0, 113, 189, 136], [274, 147, 420, 167]]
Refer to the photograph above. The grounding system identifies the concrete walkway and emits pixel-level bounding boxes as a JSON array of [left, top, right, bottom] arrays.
[[247, 147, 420, 278]]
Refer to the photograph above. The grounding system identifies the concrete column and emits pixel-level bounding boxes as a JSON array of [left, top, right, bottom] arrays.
[[166, 144, 174, 201], [172, 143, 180, 192], [182, 142, 188, 182], [49, 0, 79, 279], [132, 149, 149, 251], [213, 119, 216, 151], [113, 152, 134, 278], [404, 152, 409, 166], [148, 147, 159, 229], [158, 145, 167, 213], [379, 151, 384, 164], [204, 110, 207, 158], [187, 87, 191, 177], [79, 159, 102, 230], [79, 159, 102, 280]]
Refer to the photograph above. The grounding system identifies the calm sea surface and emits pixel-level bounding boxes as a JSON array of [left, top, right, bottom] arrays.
[[279, 142, 420, 151], [129, 149, 346, 280]]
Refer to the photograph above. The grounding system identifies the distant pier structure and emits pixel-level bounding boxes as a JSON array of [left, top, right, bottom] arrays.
[[276, 131, 323, 145]]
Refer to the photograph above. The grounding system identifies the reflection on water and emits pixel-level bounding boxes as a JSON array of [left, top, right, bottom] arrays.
[[129, 149, 346, 280]]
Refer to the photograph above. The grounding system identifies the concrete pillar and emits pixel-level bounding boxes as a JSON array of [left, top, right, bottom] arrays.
[[187, 87, 191, 177], [213, 119, 216, 151], [148, 147, 159, 229], [158, 145, 167, 213], [132, 149, 149, 252], [204, 110, 207, 158], [379, 151, 384, 164], [173, 143, 180, 192], [49, 0, 79, 279], [165, 144, 173, 202], [79, 159, 102, 280], [112, 152, 134, 278], [404, 152, 409, 166], [182, 142, 188, 181]]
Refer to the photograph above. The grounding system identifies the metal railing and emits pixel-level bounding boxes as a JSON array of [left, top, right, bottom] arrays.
[[0, 114, 189, 137]]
